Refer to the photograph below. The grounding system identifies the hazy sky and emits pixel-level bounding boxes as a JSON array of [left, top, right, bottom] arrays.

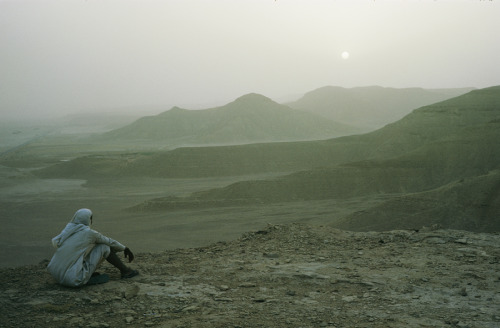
[[1, 0, 500, 119]]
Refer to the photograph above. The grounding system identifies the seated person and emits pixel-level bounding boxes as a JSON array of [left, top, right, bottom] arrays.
[[47, 208, 138, 287]]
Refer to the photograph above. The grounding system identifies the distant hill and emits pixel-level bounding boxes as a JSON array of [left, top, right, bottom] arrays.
[[287, 86, 474, 131], [96, 93, 358, 148], [34, 86, 500, 231], [124, 86, 500, 232], [36, 87, 500, 181], [126, 86, 500, 179]]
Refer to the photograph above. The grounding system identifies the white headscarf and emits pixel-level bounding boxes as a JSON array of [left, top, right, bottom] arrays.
[[71, 208, 92, 226], [51, 208, 92, 248]]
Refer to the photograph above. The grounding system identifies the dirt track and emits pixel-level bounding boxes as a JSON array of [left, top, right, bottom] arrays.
[[1, 224, 499, 328]]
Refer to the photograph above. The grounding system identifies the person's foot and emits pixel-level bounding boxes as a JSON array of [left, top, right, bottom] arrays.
[[121, 268, 139, 279], [87, 273, 109, 285]]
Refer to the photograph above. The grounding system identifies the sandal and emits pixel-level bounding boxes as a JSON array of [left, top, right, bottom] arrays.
[[121, 269, 139, 279], [87, 273, 110, 285]]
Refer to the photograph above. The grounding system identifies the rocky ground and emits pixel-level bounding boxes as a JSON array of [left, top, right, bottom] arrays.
[[1, 223, 499, 328]]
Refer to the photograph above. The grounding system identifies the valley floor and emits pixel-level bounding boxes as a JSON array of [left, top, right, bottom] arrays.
[[1, 224, 499, 328], [0, 171, 388, 268]]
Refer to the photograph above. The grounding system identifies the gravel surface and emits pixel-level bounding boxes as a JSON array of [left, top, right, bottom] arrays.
[[1, 223, 499, 328]]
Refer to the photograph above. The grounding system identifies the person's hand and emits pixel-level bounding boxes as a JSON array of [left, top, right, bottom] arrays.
[[124, 247, 134, 263]]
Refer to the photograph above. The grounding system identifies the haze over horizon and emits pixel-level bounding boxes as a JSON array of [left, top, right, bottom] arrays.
[[1, 0, 500, 120]]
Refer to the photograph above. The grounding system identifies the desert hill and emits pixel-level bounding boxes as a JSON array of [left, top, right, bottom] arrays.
[[361, 86, 500, 158], [126, 87, 500, 232], [335, 169, 500, 232], [38, 87, 499, 181], [2, 224, 499, 327], [287, 85, 474, 131], [30, 86, 500, 232], [96, 93, 357, 148], [0, 86, 473, 160], [113, 86, 500, 181], [31, 87, 500, 182]]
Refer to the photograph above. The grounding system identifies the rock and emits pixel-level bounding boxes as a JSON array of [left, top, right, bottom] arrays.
[[182, 305, 199, 312], [52, 315, 67, 322], [69, 317, 84, 326], [125, 316, 134, 323], [293, 272, 330, 279], [239, 282, 256, 288], [119, 309, 138, 315], [425, 237, 447, 244], [341, 296, 357, 303], [123, 284, 140, 299], [89, 323, 108, 328]]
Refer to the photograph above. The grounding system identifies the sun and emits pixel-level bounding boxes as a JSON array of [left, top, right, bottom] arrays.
[[341, 51, 350, 60]]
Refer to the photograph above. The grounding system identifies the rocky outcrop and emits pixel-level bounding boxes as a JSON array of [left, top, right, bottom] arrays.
[[1, 224, 499, 327]]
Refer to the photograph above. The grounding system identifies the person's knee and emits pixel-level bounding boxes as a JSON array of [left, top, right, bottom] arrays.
[[85, 244, 111, 278], [93, 244, 111, 259]]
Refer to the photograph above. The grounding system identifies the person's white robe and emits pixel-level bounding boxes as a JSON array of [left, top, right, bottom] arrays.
[[47, 209, 126, 287]]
